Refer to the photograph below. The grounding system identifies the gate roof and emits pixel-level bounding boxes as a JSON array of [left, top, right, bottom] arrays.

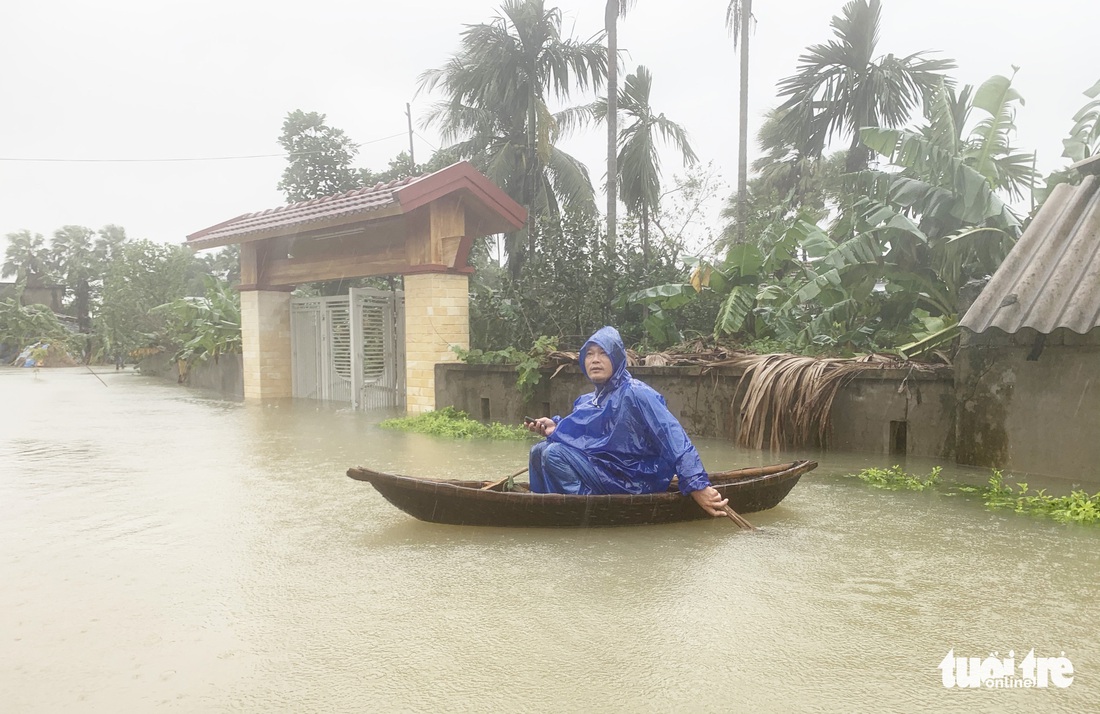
[[185, 161, 526, 288], [187, 161, 525, 249]]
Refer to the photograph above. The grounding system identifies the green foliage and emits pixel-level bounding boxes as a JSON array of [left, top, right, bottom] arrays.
[[468, 206, 699, 352], [152, 276, 242, 365], [1062, 78, 1100, 163], [1037, 78, 1100, 204], [851, 466, 1100, 527], [981, 470, 1100, 526], [2, 230, 53, 285], [360, 148, 459, 186], [856, 465, 942, 491], [380, 406, 535, 441], [277, 110, 362, 202], [774, 0, 955, 171], [419, 0, 607, 273], [563, 64, 698, 256], [453, 335, 557, 402], [96, 239, 204, 356], [0, 298, 80, 356], [655, 70, 1033, 357]]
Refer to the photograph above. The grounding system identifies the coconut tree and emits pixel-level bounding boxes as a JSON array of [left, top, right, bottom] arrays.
[[420, 0, 607, 276], [775, 0, 955, 172], [2, 230, 53, 286], [51, 225, 98, 332], [560, 66, 697, 264], [605, 1, 636, 256], [614, 67, 698, 262], [95, 224, 129, 268]]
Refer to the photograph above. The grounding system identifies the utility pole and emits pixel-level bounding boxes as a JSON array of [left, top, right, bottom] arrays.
[[737, 0, 752, 245], [406, 103, 416, 174]]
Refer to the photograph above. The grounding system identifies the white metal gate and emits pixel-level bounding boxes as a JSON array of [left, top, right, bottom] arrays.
[[290, 288, 405, 409]]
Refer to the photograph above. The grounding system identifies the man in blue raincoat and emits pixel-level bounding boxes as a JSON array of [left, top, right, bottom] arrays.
[[525, 326, 730, 517]]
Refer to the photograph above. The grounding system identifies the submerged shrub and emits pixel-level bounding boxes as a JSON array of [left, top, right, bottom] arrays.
[[853, 465, 1100, 527], [981, 470, 1100, 526], [380, 406, 535, 441], [856, 465, 942, 491]]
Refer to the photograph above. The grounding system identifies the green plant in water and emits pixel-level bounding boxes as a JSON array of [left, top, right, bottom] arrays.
[[452, 335, 558, 403], [980, 470, 1100, 525], [152, 275, 241, 366], [856, 464, 942, 491], [380, 406, 535, 441]]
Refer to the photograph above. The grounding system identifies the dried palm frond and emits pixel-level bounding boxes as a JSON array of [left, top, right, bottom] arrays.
[[538, 344, 942, 449], [724, 352, 943, 451]]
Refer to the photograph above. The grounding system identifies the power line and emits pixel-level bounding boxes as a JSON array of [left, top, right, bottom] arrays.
[[0, 153, 291, 164], [413, 132, 440, 151], [0, 131, 412, 164]]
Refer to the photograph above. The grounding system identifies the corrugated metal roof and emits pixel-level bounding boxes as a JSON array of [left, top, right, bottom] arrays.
[[960, 172, 1100, 335], [186, 176, 417, 248]]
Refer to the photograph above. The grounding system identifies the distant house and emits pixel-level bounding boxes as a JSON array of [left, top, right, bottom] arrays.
[[956, 155, 1100, 478], [0, 281, 65, 312]]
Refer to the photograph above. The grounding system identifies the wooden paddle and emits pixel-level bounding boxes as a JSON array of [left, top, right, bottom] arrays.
[[480, 467, 528, 491], [722, 504, 757, 531]]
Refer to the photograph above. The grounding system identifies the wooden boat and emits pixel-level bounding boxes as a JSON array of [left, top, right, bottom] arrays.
[[346, 460, 817, 527]]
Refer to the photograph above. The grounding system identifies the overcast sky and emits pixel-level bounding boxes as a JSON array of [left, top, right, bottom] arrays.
[[3, 0, 1097, 256]]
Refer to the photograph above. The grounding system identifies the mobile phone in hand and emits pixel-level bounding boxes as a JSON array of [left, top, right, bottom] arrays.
[[523, 416, 536, 425]]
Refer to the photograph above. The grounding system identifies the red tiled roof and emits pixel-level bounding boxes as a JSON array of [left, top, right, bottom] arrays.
[[186, 161, 526, 249]]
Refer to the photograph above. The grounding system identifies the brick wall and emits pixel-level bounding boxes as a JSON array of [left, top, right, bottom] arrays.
[[240, 289, 292, 400], [404, 273, 469, 413]]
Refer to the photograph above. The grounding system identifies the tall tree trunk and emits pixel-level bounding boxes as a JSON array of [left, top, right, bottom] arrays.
[[513, 84, 539, 279], [736, 0, 752, 245], [77, 278, 90, 333], [642, 204, 650, 271], [845, 128, 870, 172], [605, 0, 618, 257]]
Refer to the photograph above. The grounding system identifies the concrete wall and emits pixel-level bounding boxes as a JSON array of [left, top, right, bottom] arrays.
[[435, 362, 956, 457], [829, 370, 956, 458], [138, 352, 244, 398], [956, 327, 1100, 477]]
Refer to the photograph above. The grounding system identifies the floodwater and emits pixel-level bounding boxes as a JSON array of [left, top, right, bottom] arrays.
[[1, 367, 1098, 713]]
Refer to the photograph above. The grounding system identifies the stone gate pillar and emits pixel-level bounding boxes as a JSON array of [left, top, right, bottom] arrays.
[[240, 289, 293, 400], [404, 272, 469, 413]]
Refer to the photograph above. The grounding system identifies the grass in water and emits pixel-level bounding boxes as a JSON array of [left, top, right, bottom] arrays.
[[852, 465, 1100, 526], [961, 470, 1100, 526], [856, 465, 942, 491], [380, 406, 535, 441]]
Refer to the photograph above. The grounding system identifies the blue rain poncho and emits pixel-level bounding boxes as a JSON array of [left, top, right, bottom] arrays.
[[532, 326, 711, 496]]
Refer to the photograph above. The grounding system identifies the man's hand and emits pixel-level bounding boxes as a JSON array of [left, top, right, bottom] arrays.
[[524, 417, 556, 437], [690, 486, 729, 517]]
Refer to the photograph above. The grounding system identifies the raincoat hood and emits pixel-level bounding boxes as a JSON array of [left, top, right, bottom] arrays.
[[579, 326, 630, 395]]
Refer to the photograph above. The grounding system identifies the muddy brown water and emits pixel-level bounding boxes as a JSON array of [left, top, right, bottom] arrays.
[[2, 366, 1098, 712]]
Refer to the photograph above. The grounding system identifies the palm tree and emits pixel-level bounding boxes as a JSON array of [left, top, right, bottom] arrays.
[[775, 0, 955, 172], [95, 224, 128, 267], [3, 230, 52, 286], [420, 0, 607, 276], [605, 1, 636, 256], [614, 67, 698, 262], [51, 225, 98, 332], [726, 0, 753, 244], [561, 66, 697, 264]]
